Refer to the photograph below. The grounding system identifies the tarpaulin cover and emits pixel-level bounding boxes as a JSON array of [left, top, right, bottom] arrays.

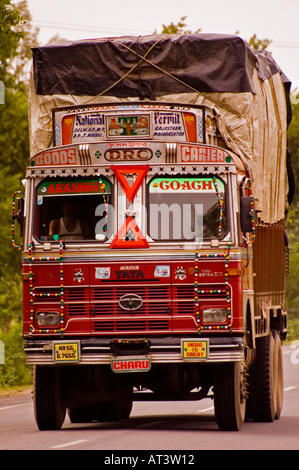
[[32, 34, 260, 96], [28, 34, 292, 223]]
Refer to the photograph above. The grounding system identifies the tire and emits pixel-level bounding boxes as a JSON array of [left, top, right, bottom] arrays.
[[246, 332, 277, 422], [34, 365, 66, 431], [274, 332, 284, 419], [214, 361, 246, 431], [121, 400, 133, 420]]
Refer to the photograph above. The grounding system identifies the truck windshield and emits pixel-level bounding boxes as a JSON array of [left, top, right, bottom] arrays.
[[148, 176, 228, 241], [34, 177, 112, 242]]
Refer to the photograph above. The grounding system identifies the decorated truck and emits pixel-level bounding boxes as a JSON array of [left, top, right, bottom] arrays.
[[12, 34, 293, 430]]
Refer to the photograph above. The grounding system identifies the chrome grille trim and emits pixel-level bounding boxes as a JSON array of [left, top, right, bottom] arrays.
[[165, 143, 177, 163], [78, 144, 91, 165]]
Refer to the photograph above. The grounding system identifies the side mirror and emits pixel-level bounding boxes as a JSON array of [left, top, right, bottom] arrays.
[[240, 196, 255, 233], [11, 193, 24, 248]]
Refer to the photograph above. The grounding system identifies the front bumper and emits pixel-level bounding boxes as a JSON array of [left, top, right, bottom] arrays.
[[24, 336, 244, 365]]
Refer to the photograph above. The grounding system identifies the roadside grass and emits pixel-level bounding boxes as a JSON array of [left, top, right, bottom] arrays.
[[285, 316, 299, 343]]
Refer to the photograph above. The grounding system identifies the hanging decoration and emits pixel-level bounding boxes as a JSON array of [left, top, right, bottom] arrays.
[[247, 187, 256, 243], [241, 185, 256, 245], [111, 165, 150, 202], [194, 237, 232, 334], [212, 177, 224, 237], [28, 241, 64, 336], [99, 177, 110, 233], [110, 164, 150, 248], [110, 216, 149, 249]]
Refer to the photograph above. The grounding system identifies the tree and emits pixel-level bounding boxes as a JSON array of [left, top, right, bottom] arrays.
[[0, 1, 38, 386], [0, 1, 39, 87], [0, 1, 38, 286], [0, 0, 22, 83], [247, 33, 272, 51], [159, 18, 272, 52], [158, 16, 201, 35]]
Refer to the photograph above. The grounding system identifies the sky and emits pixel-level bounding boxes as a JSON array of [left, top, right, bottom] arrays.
[[24, 0, 299, 90]]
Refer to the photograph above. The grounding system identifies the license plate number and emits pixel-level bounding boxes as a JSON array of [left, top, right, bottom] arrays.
[[53, 342, 80, 363], [181, 339, 209, 360]]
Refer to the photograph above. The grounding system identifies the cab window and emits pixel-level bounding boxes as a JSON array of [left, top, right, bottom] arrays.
[[34, 177, 112, 242], [148, 176, 228, 241]]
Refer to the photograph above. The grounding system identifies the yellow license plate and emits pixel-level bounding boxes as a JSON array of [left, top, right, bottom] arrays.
[[53, 342, 80, 363], [181, 339, 209, 360]]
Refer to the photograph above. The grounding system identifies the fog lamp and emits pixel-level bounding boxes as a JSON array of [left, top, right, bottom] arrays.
[[36, 311, 60, 326], [202, 308, 227, 323]]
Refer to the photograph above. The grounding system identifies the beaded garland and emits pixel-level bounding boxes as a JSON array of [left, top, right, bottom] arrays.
[[212, 177, 224, 237], [194, 237, 232, 333], [249, 193, 256, 243], [28, 241, 64, 336], [99, 178, 109, 233]]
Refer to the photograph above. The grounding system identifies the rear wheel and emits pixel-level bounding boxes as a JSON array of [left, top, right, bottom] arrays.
[[121, 399, 133, 420], [34, 365, 66, 430], [246, 332, 277, 422], [274, 332, 284, 419], [214, 361, 246, 431]]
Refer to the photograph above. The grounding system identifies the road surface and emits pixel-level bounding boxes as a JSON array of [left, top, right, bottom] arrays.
[[0, 344, 298, 451]]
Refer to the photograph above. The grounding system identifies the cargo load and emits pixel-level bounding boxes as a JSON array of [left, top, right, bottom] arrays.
[[29, 34, 292, 223]]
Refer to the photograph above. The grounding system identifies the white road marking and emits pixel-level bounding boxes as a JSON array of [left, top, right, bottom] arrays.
[[284, 386, 296, 392], [0, 403, 31, 411], [50, 439, 88, 449], [197, 406, 214, 413]]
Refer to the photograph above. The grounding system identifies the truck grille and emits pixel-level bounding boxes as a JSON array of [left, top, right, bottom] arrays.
[[60, 285, 172, 334], [64, 287, 89, 316], [91, 285, 171, 334], [36, 283, 228, 334], [94, 319, 169, 332], [91, 285, 170, 315]]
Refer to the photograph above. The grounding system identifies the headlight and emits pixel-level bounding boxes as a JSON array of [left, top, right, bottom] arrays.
[[202, 308, 227, 323], [36, 311, 60, 326]]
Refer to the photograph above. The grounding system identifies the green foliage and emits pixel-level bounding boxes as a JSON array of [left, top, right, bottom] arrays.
[[0, 0, 23, 82], [288, 95, 299, 185], [286, 235, 299, 304], [0, 0, 35, 388], [286, 96, 299, 332], [0, 88, 29, 261], [286, 317, 299, 343], [0, 323, 32, 388], [247, 33, 272, 51], [159, 16, 201, 35], [0, 271, 23, 327]]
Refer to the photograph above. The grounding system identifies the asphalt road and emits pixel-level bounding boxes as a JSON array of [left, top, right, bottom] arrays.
[[0, 344, 299, 452]]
